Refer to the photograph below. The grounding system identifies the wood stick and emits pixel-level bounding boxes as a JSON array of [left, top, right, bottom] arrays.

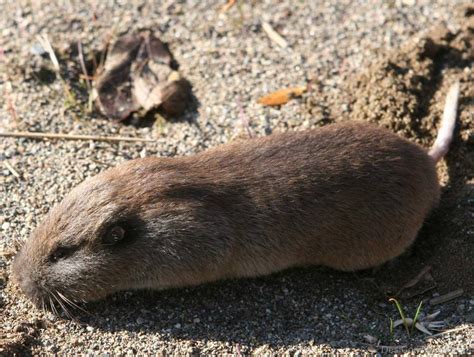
[[429, 289, 464, 305], [358, 342, 408, 352], [261, 20, 289, 48], [0, 131, 156, 143], [396, 265, 432, 296], [220, 0, 236, 13], [77, 42, 92, 91], [426, 326, 470, 339], [3, 161, 22, 179]]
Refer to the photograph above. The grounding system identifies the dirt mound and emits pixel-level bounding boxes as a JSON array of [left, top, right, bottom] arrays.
[[342, 7, 472, 141], [327, 5, 474, 295]]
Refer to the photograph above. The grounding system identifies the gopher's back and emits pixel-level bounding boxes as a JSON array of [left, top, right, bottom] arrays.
[[182, 122, 439, 276]]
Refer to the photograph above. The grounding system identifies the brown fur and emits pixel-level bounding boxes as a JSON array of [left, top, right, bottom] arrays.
[[12, 122, 440, 307]]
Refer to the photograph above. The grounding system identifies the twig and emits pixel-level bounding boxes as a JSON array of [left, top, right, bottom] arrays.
[[220, 0, 236, 13], [396, 265, 432, 296], [429, 289, 464, 305], [0, 131, 156, 143], [426, 326, 470, 339], [3, 161, 22, 179], [358, 342, 408, 352], [77, 42, 91, 92], [402, 285, 436, 300], [90, 159, 113, 167], [96, 28, 115, 77], [261, 20, 288, 48]]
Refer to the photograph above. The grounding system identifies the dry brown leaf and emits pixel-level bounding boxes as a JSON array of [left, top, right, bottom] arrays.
[[95, 30, 192, 121], [257, 86, 306, 106]]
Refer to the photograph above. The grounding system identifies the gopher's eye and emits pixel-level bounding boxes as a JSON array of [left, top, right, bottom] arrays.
[[102, 225, 125, 246], [50, 246, 75, 263]]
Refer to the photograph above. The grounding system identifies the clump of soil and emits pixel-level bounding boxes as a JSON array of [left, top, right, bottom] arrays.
[[341, 9, 472, 145]]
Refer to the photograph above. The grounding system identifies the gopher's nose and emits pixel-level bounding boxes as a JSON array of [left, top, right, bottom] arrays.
[[12, 251, 42, 306], [12, 251, 24, 285]]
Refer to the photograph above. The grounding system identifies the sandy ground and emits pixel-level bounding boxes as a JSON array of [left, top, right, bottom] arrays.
[[1, 0, 473, 355]]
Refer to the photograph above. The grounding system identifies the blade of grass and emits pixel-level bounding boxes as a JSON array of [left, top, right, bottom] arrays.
[[389, 298, 410, 336], [77, 41, 94, 113], [412, 301, 423, 334], [37, 34, 77, 108]]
